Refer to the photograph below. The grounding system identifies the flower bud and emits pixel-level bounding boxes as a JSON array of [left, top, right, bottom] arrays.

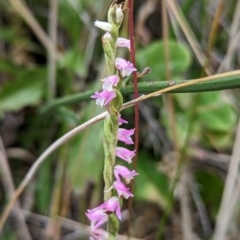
[[116, 38, 131, 51], [116, 6, 123, 24], [103, 32, 112, 40], [94, 20, 112, 32], [102, 34, 114, 59], [107, 2, 124, 27]]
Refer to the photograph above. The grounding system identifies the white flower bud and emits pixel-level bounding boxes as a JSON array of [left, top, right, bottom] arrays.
[[116, 6, 123, 24], [103, 32, 112, 40], [94, 20, 112, 32]]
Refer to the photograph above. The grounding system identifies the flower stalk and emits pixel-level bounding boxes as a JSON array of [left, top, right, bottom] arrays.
[[87, 1, 138, 239]]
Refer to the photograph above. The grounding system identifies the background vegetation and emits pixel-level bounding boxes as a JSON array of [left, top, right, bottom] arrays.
[[0, 0, 240, 239]]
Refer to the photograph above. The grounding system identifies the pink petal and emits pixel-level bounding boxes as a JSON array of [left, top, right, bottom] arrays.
[[104, 196, 121, 220], [101, 75, 120, 91], [115, 58, 137, 77], [85, 210, 108, 231], [90, 228, 109, 240], [87, 197, 121, 220], [91, 90, 116, 107], [115, 147, 136, 163], [118, 114, 128, 125], [113, 181, 134, 199], [114, 165, 139, 184], [116, 38, 130, 51]]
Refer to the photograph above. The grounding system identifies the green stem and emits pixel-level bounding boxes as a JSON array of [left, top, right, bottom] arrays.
[[103, 115, 119, 200], [103, 102, 119, 240], [40, 72, 240, 114], [124, 73, 240, 93]]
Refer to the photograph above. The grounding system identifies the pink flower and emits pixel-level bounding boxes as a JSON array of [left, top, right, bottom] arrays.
[[101, 75, 120, 91], [102, 197, 121, 219], [115, 147, 136, 163], [117, 128, 135, 145], [91, 90, 116, 107], [90, 228, 109, 240], [94, 21, 112, 32], [115, 57, 137, 77], [116, 38, 131, 51], [85, 209, 108, 231], [114, 165, 139, 184], [88, 197, 121, 220], [118, 115, 128, 125], [113, 181, 134, 199]]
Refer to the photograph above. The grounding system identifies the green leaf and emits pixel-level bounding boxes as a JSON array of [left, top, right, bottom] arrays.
[[136, 40, 191, 80], [0, 59, 26, 77], [198, 105, 236, 132], [56, 107, 79, 126], [59, 0, 83, 44], [0, 67, 45, 113], [0, 27, 38, 52], [59, 49, 87, 76], [196, 170, 224, 219], [197, 92, 237, 132], [0, 27, 19, 43], [135, 151, 170, 207], [35, 159, 53, 213], [170, 92, 237, 148]]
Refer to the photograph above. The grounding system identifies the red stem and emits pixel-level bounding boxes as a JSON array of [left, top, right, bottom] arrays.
[[127, 0, 138, 230], [128, 0, 139, 173]]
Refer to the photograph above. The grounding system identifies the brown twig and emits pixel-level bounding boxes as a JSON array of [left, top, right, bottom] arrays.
[[161, 0, 180, 152], [179, 172, 198, 240], [44, 2, 59, 236], [128, 0, 139, 177], [217, 0, 240, 72], [206, 0, 225, 65], [47, 0, 58, 99], [0, 137, 32, 240], [166, 0, 213, 75], [128, 0, 139, 235], [6, 148, 35, 163], [212, 116, 240, 240], [190, 182, 212, 236]]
